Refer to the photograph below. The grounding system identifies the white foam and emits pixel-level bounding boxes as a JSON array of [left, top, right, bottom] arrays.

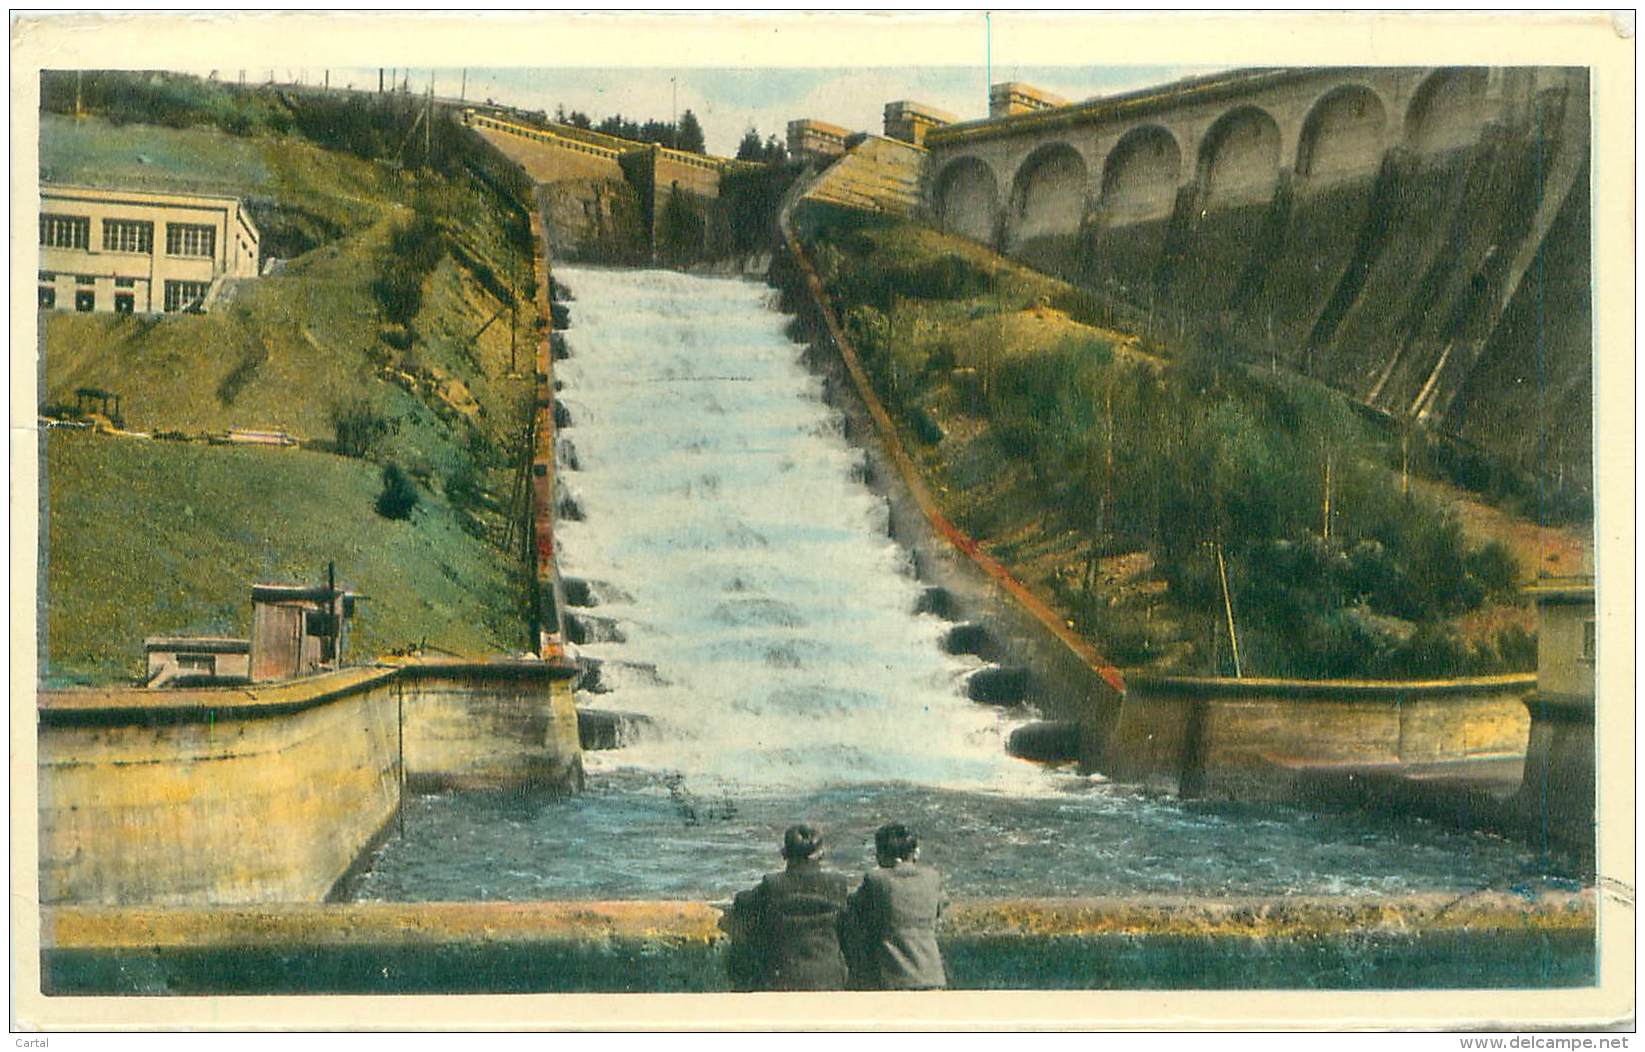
[[556, 266, 1055, 796]]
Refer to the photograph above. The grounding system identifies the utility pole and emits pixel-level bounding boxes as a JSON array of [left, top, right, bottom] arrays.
[[74, 70, 82, 119], [324, 69, 330, 91], [379, 68, 385, 94], [425, 82, 433, 160], [671, 76, 677, 148], [460, 68, 467, 101]]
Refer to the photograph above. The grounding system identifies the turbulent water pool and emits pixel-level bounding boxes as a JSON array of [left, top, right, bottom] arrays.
[[351, 266, 1577, 905]]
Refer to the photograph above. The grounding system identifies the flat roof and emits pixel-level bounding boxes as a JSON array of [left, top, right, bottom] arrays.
[[990, 81, 1069, 105], [885, 100, 958, 123], [787, 118, 850, 137], [41, 182, 250, 208]]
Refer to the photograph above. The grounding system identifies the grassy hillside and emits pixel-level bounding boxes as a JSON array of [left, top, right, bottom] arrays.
[[42, 433, 522, 686], [794, 202, 1583, 679], [36, 79, 541, 684]]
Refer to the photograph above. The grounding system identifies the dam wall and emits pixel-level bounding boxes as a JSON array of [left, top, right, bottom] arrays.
[[804, 134, 927, 216], [37, 660, 581, 907], [923, 67, 1592, 490], [469, 110, 757, 264], [40, 891, 1595, 994], [778, 185, 1127, 761]]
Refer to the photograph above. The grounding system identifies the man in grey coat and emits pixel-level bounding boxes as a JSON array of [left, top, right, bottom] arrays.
[[840, 823, 948, 990], [725, 823, 854, 991]]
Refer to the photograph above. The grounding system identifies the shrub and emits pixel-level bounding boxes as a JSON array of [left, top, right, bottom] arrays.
[[331, 399, 389, 459], [375, 463, 419, 520], [1465, 540, 1523, 601]]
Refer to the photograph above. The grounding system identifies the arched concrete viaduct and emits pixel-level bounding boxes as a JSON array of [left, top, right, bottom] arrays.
[[924, 67, 1547, 239], [931, 155, 1002, 244], [1005, 141, 1089, 249], [1100, 124, 1182, 223]]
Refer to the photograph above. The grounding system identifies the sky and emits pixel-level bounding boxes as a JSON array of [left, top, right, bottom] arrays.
[[278, 65, 1222, 158]]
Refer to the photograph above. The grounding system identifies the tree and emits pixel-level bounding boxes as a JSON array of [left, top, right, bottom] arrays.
[[566, 110, 591, 129], [762, 134, 788, 164], [736, 126, 765, 161], [375, 463, 420, 520], [676, 108, 706, 154]]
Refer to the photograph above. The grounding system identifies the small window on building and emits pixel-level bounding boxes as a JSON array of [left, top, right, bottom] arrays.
[[76, 275, 96, 286], [114, 292, 135, 315], [39, 214, 90, 250], [114, 277, 135, 288], [178, 654, 215, 672], [1582, 619, 1596, 663], [74, 289, 95, 312], [38, 270, 54, 282], [38, 287, 55, 309], [163, 280, 210, 313], [102, 218, 154, 254], [165, 223, 216, 258]]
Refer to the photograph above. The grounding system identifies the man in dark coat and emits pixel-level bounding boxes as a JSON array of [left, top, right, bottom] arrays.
[[840, 823, 948, 990], [724, 823, 853, 991]]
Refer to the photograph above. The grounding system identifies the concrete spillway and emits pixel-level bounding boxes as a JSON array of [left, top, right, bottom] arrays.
[[348, 266, 1582, 920]]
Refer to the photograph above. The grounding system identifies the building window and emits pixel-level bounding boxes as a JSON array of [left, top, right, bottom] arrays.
[[74, 289, 95, 312], [1582, 619, 1596, 663], [76, 275, 95, 286], [40, 214, 90, 250], [102, 218, 154, 254], [38, 287, 55, 309], [165, 223, 216, 258], [163, 280, 209, 313], [115, 277, 135, 288], [114, 292, 135, 314], [178, 654, 215, 672], [38, 270, 54, 282]]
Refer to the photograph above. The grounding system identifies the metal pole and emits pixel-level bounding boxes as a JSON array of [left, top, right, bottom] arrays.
[[1216, 542, 1243, 679]]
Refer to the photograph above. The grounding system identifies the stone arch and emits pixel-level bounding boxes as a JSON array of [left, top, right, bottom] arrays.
[[1099, 124, 1182, 223], [1198, 105, 1282, 207], [1405, 67, 1489, 155], [1296, 84, 1388, 179], [931, 156, 1001, 244], [1005, 141, 1088, 246]]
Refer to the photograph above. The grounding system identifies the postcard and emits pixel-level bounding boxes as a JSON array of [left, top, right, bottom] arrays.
[[10, 9, 1635, 1034]]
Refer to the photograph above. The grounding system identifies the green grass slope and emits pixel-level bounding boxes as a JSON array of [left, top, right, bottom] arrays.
[[42, 432, 523, 686], [796, 203, 1574, 680], [37, 97, 540, 684]]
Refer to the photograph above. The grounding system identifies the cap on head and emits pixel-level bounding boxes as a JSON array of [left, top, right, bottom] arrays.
[[782, 823, 823, 860], [874, 823, 918, 862]]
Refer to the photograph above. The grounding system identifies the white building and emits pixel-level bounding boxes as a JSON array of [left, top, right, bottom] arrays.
[[38, 184, 261, 315]]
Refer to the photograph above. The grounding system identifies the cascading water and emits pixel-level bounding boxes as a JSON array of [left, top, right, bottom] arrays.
[[351, 266, 1576, 904], [551, 268, 1040, 794]]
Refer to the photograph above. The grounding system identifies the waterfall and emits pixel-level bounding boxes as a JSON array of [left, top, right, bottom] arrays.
[[553, 267, 1045, 793]]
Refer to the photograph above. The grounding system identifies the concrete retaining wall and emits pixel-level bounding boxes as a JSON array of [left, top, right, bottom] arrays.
[[39, 891, 1595, 994], [37, 660, 581, 906], [1105, 673, 1535, 798], [398, 662, 583, 793]]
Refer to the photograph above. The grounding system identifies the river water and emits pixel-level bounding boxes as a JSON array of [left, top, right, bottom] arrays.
[[352, 266, 1576, 904]]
